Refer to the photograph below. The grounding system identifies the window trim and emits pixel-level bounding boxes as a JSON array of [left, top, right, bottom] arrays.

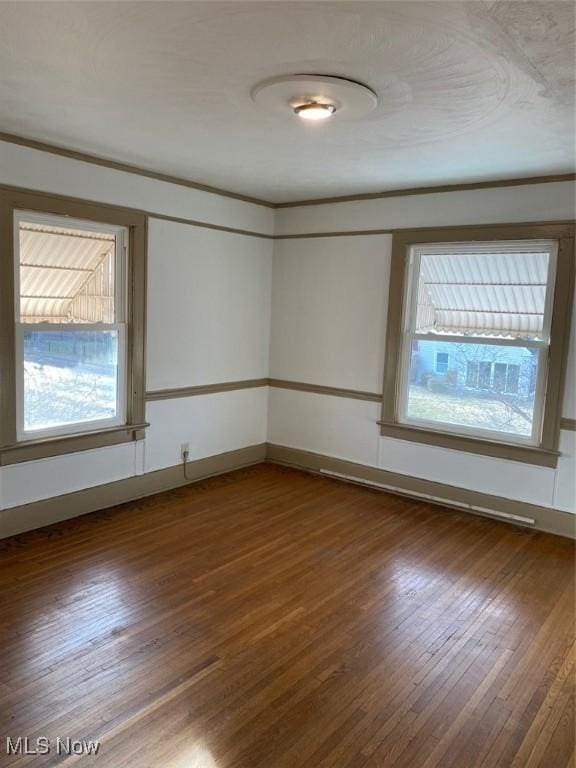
[[0, 188, 147, 465], [14, 211, 129, 440], [398, 239, 556, 449], [379, 222, 575, 468]]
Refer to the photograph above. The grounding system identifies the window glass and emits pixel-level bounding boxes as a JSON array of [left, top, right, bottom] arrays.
[[529, 364, 538, 395], [18, 221, 116, 324], [435, 352, 449, 373], [405, 340, 540, 439], [493, 362, 507, 392], [506, 364, 520, 395], [23, 330, 119, 432], [478, 362, 492, 390], [415, 248, 550, 340], [465, 361, 478, 388]]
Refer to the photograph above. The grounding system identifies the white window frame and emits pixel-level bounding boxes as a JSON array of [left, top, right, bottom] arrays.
[[14, 210, 129, 441], [396, 240, 558, 448]]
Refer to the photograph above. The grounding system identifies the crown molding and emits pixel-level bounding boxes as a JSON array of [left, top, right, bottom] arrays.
[[1, 131, 574, 211], [0, 182, 274, 240], [0, 131, 274, 209], [1, 181, 573, 244], [275, 173, 576, 208]]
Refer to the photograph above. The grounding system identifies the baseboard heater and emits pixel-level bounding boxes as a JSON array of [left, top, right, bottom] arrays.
[[318, 468, 536, 526]]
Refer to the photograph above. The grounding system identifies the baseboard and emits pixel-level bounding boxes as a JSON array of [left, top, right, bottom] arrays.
[[266, 443, 576, 539], [2, 441, 573, 540], [0, 444, 267, 539]]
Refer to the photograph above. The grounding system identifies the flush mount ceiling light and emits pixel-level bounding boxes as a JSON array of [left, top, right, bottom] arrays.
[[251, 75, 378, 123], [294, 102, 337, 121]]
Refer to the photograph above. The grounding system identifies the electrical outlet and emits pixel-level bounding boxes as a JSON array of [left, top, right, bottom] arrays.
[[180, 443, 190, 461]]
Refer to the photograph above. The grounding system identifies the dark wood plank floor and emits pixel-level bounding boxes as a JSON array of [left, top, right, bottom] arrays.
[[0, 463, 574, 768]]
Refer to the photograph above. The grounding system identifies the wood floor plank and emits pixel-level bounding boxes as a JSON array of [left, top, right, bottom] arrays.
[[0, 463, 573, 767]]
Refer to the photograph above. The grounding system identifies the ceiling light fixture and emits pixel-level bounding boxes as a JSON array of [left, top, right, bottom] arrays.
[[294, 102, 337, 121], [251, 75, 378, 123]]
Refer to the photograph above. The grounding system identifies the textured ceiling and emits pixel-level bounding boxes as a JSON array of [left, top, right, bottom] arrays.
[[0, 1, 573, 202]]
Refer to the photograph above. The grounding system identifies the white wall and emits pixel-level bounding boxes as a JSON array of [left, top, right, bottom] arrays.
[[270, 236, 389, 392], [0, 140, 274, 235], [147, 219, 271, 391], [269, 181, 576, 514], [0, 443, 139, 510], [275, 181, 576, 235], [145, 389, 268, 473], [0, 139, 273, 515], [0, 137, 573, 526], [268, 388, 379, 467]]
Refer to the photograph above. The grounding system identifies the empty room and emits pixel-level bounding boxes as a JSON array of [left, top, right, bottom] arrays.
[[0, 2, 575, 767]]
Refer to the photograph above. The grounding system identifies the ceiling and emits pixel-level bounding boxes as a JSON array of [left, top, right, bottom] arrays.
[[0, 1, 574, 203]]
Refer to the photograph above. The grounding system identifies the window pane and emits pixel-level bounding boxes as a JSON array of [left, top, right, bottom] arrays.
[[506, 364, 520, 394], [415, 245, 552, 340], [529, 364, 538, 395], [435, 352, 449, 373], [465, 361, 478, 388], [404, 340, 540, 438], [493, 363, 506, 392], [24, 330, 119, 432], [18, 219, 116, 323], [478, 362, 492, 389]]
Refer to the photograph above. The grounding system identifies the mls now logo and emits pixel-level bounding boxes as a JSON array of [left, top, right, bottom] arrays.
[[6, 737, 100, 756], [56, 737, 100, 755], [6, 738, 50, 756]]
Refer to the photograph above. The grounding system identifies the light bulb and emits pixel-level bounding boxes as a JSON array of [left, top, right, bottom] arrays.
[[294, 103, 337, 121]]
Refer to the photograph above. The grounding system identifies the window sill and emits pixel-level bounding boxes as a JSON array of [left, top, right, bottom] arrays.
[[0, 423, 148, 466], [378, 421, 560, 468]]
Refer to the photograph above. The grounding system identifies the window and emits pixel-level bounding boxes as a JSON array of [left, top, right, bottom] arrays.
[[0, 190, 147, 464], [380, 223, 575, 467], [492, 362, 520, 395], [399, 239, 557, 444], [435, 352, 449, 374], [15, 213, 127, 439]]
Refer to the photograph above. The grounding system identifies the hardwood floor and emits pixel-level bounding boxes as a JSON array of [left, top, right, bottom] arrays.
[[0, 463, 574, 768]]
